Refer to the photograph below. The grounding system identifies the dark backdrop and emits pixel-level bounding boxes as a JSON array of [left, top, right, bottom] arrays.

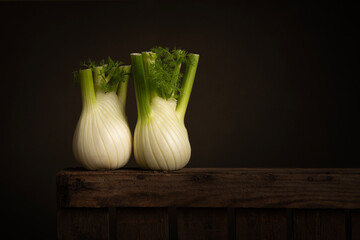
[[0, 0, 358, 238]]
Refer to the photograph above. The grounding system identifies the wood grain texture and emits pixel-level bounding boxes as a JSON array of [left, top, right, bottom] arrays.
[[116, 208, 168, 240], [352, 210, 360, 240], [177, 208, 228, 240], [57, 208, 109, 240], [293, 209, 346, 240], [236, 208, 287, 240], [57, 168, 360, 208]]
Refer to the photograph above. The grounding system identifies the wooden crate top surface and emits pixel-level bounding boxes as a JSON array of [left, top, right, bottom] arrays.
[[57, 168, 360, 209]]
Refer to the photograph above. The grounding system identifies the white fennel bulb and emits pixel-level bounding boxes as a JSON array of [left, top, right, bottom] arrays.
[[73, 60, 132, 170], [134, 97, 191, 170], [131, 48, 199, 171]]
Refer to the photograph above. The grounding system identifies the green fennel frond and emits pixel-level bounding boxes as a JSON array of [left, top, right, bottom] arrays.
[[73, 57, 129, 93], [81, 59, 97, 70], [99, 57, 127, 93], [149, 46, 188, 99]]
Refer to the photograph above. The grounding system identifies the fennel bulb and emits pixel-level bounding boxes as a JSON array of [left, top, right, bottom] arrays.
[[73, 59, 132, 170], [131, 47, 199, 171]]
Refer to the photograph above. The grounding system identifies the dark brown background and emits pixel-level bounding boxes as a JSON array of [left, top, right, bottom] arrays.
[[0, 0, 358, 238]]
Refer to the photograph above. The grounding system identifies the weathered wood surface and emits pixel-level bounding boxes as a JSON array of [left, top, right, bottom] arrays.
[[57, 168, 360, 208], [236, 208, 287, 240], [177, 208, 228, 240], [116, 207, 168, 240], [293, 209, 346, 240], [57, 208, 109, 240]]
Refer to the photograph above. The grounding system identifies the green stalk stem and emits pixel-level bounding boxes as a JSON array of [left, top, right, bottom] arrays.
[[79, 69, 96, 110], [93, 66, 104, 92], [131, 53, 151, 120], [176, 54, 199, 121], [117, 65, 131, 115], [141, 52, 158, 99]]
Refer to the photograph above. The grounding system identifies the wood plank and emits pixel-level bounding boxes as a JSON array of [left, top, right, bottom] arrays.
[[116, 208, 168, 240], [293, 209, 320, 239], [236, 208, 287, 240], [293, 209, 346, 240], [320, 210, 347, 240], [351, 210, 360, 240], [57, 207, 109, 240], [57, 168, 360, 208], [177, 208, 228, 240]]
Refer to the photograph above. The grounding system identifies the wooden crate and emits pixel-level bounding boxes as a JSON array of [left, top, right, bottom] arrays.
[[57, 168, 360, 239]]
